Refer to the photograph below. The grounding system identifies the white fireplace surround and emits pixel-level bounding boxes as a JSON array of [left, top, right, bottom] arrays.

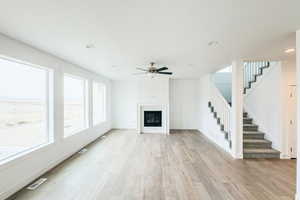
[[137, 104, 169, 134]]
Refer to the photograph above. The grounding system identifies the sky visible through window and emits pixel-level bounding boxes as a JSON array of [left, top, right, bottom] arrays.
[[0, 59, 46, 101], [64, 75, 85, 101], [0, 58, 49, 161], [0, 58, 82, 101]]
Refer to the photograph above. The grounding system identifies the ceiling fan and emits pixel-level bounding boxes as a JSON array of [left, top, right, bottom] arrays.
[[134, 62, 173, 76]]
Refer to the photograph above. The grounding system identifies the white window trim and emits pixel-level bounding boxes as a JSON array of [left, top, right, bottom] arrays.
[[92, 81, 107, 126], [0, 55, 54, 163], [63, 73, 89, 137]]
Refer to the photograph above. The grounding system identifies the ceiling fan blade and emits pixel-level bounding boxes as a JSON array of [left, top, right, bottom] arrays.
[[157, 72, 173, 75], [156, 67, 168, 72], [132, 72, 148, 75], [136, 67, 148, 71]]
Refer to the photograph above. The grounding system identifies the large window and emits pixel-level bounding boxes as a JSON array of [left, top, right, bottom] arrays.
[[64, 75, 88, 137], [0, 58, 51, 161], [93, 82, 106, 125]]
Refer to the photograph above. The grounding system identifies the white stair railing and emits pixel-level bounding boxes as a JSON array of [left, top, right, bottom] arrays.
[[209, 76, 232, 146], [243, 61, 270, 94]]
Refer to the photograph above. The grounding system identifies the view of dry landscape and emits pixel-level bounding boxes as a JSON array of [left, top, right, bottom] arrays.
[[0, 59, 100, 161], [0, 100, 47, 160], [0, 99, 84, 160]]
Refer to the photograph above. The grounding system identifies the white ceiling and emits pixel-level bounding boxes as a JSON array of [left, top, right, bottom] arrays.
[[0, 0, 299, 79]]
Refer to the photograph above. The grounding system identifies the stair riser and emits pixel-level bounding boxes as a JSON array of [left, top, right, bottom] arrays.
[[244, 143, 271, 149], [243, 153, 280, 159], [243, 126, 258, 131], [243, 119, 253, 124], [243, 134, 264, 139], [243, 113, 248, 117]]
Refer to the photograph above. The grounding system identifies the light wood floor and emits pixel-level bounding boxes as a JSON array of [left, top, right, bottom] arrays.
[[9, 130, 296, 200]]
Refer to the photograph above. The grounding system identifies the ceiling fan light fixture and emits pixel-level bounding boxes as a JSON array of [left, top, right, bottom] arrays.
[[134, 62, 173, 76], [208, 41, 219, 46], [86, 44, 95, 49]]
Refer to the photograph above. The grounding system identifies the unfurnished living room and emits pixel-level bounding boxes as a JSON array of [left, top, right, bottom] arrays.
[[0, 1, 300, 200]]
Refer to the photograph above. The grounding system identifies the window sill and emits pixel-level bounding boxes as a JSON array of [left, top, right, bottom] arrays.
[[93, 120, 107, 127], [0, 141, 54, 169], [63, 127, 89, 139]]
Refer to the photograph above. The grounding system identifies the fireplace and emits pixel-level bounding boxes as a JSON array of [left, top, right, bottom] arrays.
[[137, 104, 169, 134], [144, 111, 162, 127]]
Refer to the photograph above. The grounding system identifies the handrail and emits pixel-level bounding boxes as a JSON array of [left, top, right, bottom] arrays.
[[209, 76, 231, 145]]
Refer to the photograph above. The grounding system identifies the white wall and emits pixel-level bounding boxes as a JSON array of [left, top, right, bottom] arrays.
[[244, 61, 296, 158], [112, 81, 139, 129], [212, 72, 232, 103], [244, 62, 282, 150], [170, 80, 199, 129], [112, 78, 199, 130], [296, 29, 300, 200], [0, 33, 112, 200], [282, 59, 297, 158], [198, 74, 231, 153], [112, 78, 170, 129]]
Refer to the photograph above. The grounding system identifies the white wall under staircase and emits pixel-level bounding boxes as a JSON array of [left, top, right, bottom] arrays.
[[244, 61, 296, 158], [198, 74, 231, 154]]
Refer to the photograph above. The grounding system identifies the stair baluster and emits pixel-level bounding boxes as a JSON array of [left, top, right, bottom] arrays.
[[243, 61, 270, 94]]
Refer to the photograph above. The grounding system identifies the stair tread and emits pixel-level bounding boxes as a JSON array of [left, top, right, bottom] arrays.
[[243, 148, 280, 154], [243, 139, 271, 144], [244, 131, 264, 134], [243, 124, 257, 127]]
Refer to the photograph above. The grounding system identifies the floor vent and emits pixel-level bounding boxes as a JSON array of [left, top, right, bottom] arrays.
[[78, 148, 88, 154], [27, 178, 47, 190]]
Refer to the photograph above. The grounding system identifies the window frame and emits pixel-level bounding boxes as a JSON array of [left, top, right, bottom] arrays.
[[92, 81, 106, 126], [63, 73, 89, 137], [0, 55, 54, 162]]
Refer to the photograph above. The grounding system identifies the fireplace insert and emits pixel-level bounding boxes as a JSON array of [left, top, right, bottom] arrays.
[[144, 111, 162, 127]]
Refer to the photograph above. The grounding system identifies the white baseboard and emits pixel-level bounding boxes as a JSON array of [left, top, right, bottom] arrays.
[[295, 193, 298, 200]]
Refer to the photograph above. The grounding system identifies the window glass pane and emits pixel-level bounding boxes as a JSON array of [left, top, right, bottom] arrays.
[[64, 75, 87, 136], [0, 59, 49, 161], [93, 82, 106, 125]]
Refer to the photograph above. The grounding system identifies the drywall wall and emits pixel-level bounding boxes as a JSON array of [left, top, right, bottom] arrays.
[[112, 79, 198, 130], [296, 29, 300, 200], [112, 80, 139, 129], [244, 60, 297, 158], [244, 62, 282, 151], [170, 79, 199, 129], [281, 59, 297, 158], [112, 78, 170, 129], [244, 61, 296, 158], [0, 33, 112, 200], [212, 72, 232, 103], [198, 74, 231, 153]]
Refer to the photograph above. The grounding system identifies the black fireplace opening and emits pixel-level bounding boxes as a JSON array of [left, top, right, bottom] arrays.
[[144, 111, 162, 127]]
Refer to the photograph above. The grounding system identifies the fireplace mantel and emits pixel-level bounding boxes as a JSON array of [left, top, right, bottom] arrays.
[[137, 104, 169, 134]]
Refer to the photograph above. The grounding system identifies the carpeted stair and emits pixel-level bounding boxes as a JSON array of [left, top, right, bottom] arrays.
[[243, 112, 280, 158]]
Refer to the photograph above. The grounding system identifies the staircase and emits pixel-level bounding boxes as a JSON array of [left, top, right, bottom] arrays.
[[243, 111, 280, 158], [243, 61, 270, 94], [207, 76, 232, 150], [208, 101, 231, 146]]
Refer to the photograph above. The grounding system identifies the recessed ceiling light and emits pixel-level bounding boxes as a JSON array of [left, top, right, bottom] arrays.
[[285, 48, 295, 53], [86, 44, 95, 49], [208, 41, 219, 46]]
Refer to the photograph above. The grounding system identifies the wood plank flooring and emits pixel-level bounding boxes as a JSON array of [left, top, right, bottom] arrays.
[[8, 130, 296, 200]]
